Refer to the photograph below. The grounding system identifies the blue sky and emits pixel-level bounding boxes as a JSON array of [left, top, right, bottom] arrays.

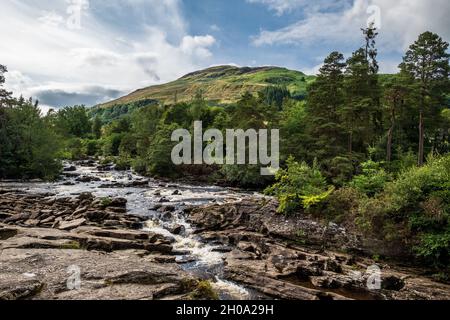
[[1, 0, 449, 110]]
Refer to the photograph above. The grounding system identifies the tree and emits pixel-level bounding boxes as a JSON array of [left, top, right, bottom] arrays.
[[383, 77, 407, 162], [0, 99, 61, 179], [342, 48, 373, 156], [400, 32, 450, 166], [53, 105, 92, 138], [0, 65, 12, 105], [362, 24, 383, 136], [305, 52, 347, 165], [92, 116, 102, 139]]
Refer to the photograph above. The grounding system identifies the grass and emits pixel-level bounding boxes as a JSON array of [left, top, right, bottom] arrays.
[[97, 65, 312, 108]]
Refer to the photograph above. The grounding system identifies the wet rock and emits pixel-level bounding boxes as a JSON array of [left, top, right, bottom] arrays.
[[144, 243, 174, 255], [172, 190, 181, 195], [63, 166, 77, 172], [169, 224, 186, 236], [76, 176, 101, 183], [161, 212, 173, 221], [129, 180, 149, 187], [97, 164, 113, 172], [158, 205, 176, 213]]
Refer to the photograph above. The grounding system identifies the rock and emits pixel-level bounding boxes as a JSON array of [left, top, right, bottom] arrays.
[[158, 205, 176, 213], [169, 224, 186, 236], [0, 227, 18, 240], [85, 211, 110, 222], [159, 197, 169, 203], [172, 190, 181, 195], [58, 218, 86, 231], [0, 248, 198, 300], [76, 176, 101, 183], [144, 243, 173, 255], [129, 180, 149, 187], [78, 192, 94, 201], [109, 198, 127, 208], [161, 212, 173, 221], [0, 279, 44, 300], [63, 166, 77, 172], [4, 213, 31, 224], [75, 226, 150, 241]]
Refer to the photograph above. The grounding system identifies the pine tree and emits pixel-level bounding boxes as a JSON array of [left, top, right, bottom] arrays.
[[400, 32, 450, 166], [305, 52, 347, 165]]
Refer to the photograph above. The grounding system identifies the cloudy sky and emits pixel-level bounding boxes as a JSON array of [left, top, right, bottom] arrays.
[[1, 0, 449, 111]]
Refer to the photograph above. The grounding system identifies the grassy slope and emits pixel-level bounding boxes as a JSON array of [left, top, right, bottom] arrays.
[[97, 65, 315, 108]]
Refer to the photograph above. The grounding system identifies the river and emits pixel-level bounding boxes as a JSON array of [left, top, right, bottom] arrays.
[[0, 160, 265, 300]]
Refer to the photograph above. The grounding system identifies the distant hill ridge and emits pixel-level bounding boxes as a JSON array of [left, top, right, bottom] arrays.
[[97, 65, 315, 109]]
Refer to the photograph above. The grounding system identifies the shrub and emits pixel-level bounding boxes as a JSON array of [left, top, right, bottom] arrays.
[[266, 157, 332, 214], [323, 187, 363, 222], [349, 160, 391, 196], [357, 154, 450, 267]]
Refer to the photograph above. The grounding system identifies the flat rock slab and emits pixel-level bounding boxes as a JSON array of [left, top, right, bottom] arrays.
[[0, 248, 196, 300]]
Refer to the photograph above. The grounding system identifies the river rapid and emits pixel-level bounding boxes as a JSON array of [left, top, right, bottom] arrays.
[[0, 160, 264, 300]]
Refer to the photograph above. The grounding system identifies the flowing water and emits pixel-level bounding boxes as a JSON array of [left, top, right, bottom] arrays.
[[0, 161, 263, 300]]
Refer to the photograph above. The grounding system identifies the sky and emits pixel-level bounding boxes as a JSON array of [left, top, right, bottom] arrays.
[[1, 0, 449, 111]]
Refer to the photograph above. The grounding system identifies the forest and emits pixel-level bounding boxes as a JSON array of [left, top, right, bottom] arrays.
[[1, 27, 449, 273]]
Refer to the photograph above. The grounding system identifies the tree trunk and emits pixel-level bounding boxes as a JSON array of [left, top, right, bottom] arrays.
[[386, 106, 395, 162], [418, 110, 425, 166], [386, 127, 393, 162], [348, 131, 353, 155]]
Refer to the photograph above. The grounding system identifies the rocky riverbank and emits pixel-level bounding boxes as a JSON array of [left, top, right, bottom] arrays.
[[1, 174, 449, 300], [0, 190, 213, 300], [186, 199, 450, 300]]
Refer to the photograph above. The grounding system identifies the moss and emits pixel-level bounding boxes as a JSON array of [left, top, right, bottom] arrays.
[[189, 280, 219, 300], [60, 241, 81, 250], [100, 197, 112, 207]]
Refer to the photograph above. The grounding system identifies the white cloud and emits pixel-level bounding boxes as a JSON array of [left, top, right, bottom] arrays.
[[0, 0, 217, 109], [252, 0, 450, 56], [247, 0, 347, 15]]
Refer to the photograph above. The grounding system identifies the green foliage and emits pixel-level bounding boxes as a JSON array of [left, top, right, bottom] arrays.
[[415, 232, 450, 267], [0, 100, 61, 180], [323, 187, 363, 222], [51, 105, 92, 138], [266, 157, 331, 214], [221, 164, 273, 188], [190, 281, 219, 300], [349, 160, 391, 196], [146, 124, 180, 177], [357, 154, 450, 266]]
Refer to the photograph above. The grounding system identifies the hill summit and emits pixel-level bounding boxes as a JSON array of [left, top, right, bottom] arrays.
[[98, 65, 314, 108]]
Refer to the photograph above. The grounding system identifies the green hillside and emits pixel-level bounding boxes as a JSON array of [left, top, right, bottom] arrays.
[[98, 65, 315, 109]]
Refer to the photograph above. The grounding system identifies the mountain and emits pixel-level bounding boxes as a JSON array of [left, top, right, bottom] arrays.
[[97, 65, 315, 109]]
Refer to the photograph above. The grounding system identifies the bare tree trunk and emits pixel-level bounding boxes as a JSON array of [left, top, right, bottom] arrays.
[[418, 110, 425, 166]]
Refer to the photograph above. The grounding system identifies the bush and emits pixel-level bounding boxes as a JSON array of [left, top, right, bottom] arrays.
[[266, 157, 332, 215], [221, 164, 273, 188], [349, 160, 391, 196], [323, 187, 363, 222], [357, 154, 450, 267], [415, 232, 450, 267]]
